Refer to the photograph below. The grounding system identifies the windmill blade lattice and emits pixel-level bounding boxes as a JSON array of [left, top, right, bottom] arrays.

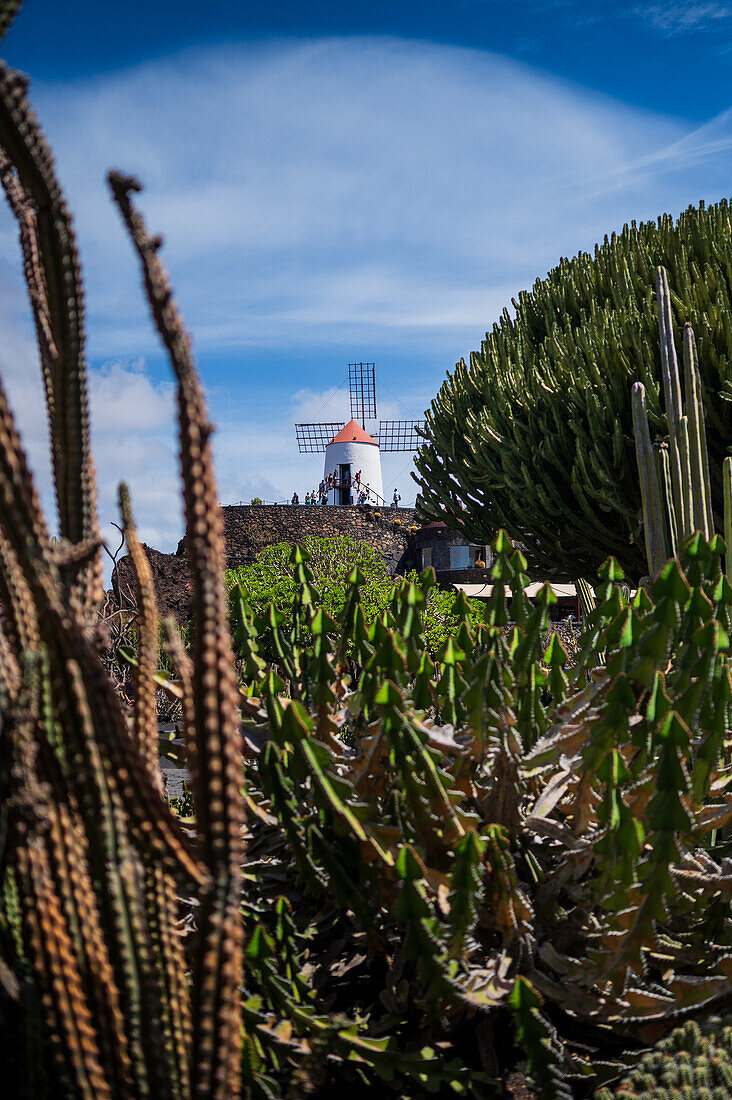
[[295, 423, 345, 454], [349, 362, 377, 425], [377, 420, 426, 452]]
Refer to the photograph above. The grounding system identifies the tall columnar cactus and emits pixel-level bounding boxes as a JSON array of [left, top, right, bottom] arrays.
[[631, 381, 667, 577], [633, 267, 732, 579], [109, 173, 245, 1100], [414, 197, 732, 579], [0, 82, 102, 615], [0, 4, 244, 1098]]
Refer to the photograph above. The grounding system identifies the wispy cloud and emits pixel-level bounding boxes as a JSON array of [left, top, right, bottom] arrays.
[[26, 38, 690, 355], [476, 1, 732, 36], [0, 292, 181, 569], [0, 36, 730, 567], [637, 3, 730, 35]]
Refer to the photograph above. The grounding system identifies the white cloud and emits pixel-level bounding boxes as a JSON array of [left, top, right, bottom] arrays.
[[637, 4, 730, 35], [88, 360, 179, 560], [0, 272, 54, 523], [24, 37, 695, 356], [485, 1, 732, 36], [0, 311, 180, 569], [0, 35, 731, 568]]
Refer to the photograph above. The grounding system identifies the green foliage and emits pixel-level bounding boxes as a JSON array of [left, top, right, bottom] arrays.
[[509, 977, 572, 1100], [168, 779, 195, 819], [415, 198, 732, 579], [632, 267, 718, 578], [404, 568, 489, 653], [595, 1016, 732, 1099], [228, 538, 491, 662], [226, 535, 395, 636], [234, 528, 732, 1097]]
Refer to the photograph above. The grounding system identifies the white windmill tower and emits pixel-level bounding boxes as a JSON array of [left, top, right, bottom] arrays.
[[295, 363, 424, 506]]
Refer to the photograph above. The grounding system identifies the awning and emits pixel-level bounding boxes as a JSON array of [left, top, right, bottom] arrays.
[[451, 583, 494, 598], [524, 582, 577, 599], [452, 581, 577, 600]]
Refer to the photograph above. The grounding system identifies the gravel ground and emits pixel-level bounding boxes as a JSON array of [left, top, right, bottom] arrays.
[[158, 722, 187, 800], [546, 618, 582, 664], [160, 752, 187, 800]]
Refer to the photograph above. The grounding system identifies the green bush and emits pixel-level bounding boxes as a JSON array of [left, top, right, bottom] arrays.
[[226, 535, 395, 634], [227, 536, 491, 660], [403, 567, 488, 653]]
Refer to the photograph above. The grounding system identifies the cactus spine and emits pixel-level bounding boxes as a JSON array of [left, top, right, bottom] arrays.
[[595, 1016, 732, 1099]]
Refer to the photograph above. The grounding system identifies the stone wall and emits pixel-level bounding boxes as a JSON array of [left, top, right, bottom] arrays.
[[217, 504, 421, 575], [113, 543, 195, 625], [115, 504, 422, 625]]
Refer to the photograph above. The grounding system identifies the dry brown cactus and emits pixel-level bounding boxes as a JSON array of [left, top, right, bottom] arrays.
[[0, 5, 245, 1097]]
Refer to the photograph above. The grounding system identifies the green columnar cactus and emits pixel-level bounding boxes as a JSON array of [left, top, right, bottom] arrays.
[[683, 325, 714, 539], [724, 456, 732, 583], [415, 199, 732, 579], [595, 1016, 732, 1099], [633, 267, 732, 578], [656, 265, 689, 542], [631, 381, 668, 576]]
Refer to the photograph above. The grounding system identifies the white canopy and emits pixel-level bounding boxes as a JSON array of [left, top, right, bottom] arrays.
[[452, 581, 577, 600]]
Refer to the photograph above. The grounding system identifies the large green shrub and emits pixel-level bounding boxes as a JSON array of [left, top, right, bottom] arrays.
[[226, 535, 395, 633], [415, 199, 732, 580], [226, 536, 492, 660]]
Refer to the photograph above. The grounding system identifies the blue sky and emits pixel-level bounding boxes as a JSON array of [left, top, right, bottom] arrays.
[[1, 1, 732, 558]]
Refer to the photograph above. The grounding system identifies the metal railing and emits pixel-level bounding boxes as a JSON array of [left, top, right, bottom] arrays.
[[225, 496, 416, 510]]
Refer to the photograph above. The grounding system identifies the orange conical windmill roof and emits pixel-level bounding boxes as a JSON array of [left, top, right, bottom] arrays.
[[328, 419, 378, 446]]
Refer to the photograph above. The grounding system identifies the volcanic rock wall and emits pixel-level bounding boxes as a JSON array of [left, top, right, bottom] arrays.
[[219, 504, 421, 573], [114, 504, 421, 625]]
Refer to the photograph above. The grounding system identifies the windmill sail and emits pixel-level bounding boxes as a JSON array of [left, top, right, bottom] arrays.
[[376, 420, 426, 452], [295, 365, 423, 468], [295, 423, 345, 453], [349, 362, 377, 425]]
